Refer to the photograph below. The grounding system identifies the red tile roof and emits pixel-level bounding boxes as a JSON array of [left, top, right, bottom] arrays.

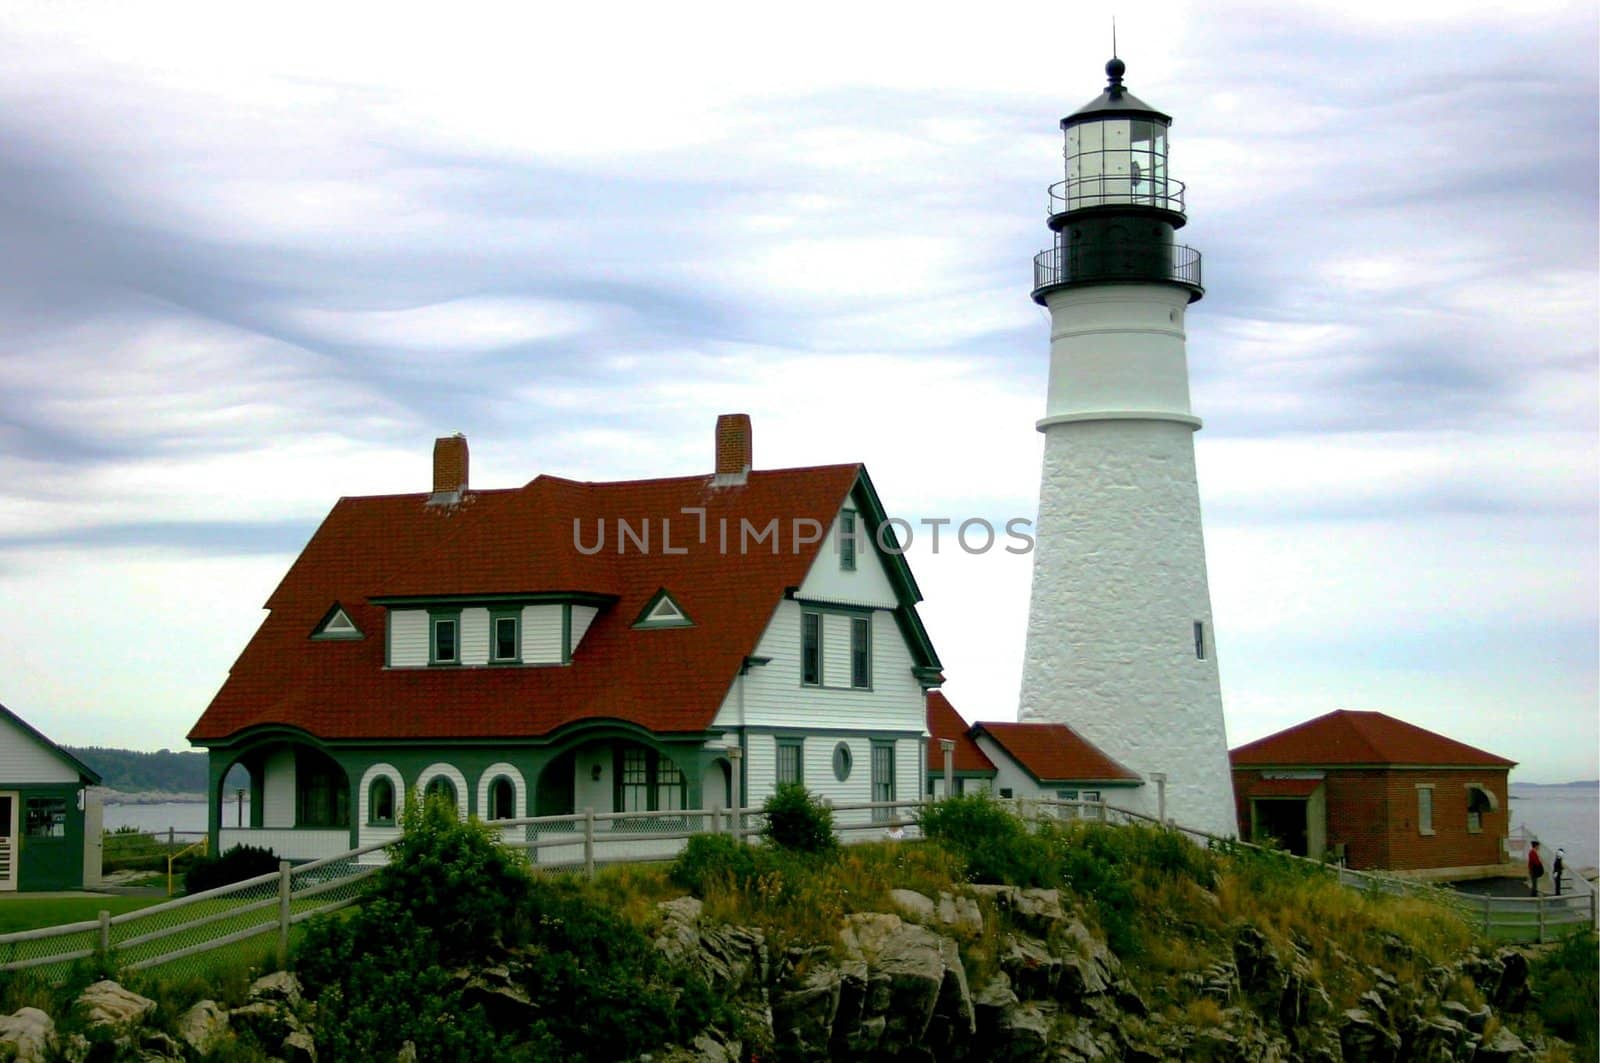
[[189, 463, 916, 743], [972, 721, 1141, 783], [1229, 710, 1515, 769], [924, 692, 996, 774], [1248, 778, 1324, 798]]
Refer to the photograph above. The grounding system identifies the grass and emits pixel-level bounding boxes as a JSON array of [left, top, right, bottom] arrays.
[[0, 896, 163, 934]]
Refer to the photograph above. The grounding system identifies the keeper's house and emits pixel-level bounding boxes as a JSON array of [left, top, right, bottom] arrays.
[[1230, 710, 1514, 875], [0, 701, 102, 891], [188, 416, 943, 860]]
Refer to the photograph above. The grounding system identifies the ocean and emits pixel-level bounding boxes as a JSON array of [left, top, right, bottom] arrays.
[[102, 798, 235, 838], [1507, 783, 1598, 872]]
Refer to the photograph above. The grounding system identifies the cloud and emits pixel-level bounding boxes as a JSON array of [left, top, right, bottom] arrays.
[[0, 2, 1593, 779]]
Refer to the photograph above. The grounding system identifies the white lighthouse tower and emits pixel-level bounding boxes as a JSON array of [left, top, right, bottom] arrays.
[[1017, 56, 1236, 838]]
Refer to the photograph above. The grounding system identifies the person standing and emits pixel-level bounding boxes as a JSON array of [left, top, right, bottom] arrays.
[[1528, 840, 1545, 897], [1553, 848, 1566, 896]]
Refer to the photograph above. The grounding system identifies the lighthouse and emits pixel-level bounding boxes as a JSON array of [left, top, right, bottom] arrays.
[[1016, 56, 1237, 838]]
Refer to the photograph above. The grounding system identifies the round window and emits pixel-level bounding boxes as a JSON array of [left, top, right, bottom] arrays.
[[832, 742, 853, 782]]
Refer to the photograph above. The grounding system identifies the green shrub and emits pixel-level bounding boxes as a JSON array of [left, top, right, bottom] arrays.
[[761, 783, 837, 854], [671, 832, 760, 894], [184, 844, 280, 895], [1531, 929, 1598, 1057], [296, 793, 728, 1061], [375, 794, 534, 960], [917, 794, 1055, 886]]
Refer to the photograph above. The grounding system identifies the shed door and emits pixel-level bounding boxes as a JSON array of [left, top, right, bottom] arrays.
[[0, 794, 16, 890]]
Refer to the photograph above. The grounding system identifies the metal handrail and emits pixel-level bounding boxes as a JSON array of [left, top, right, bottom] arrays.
[[1049, 176, 1186, 216], [1033, 242, 1202, 293]]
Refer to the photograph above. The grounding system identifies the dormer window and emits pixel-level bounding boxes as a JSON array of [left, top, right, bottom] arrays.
[[311, 604, 363, 640], [430, 612, 460, 664], [634, 590, 692, 628], [491, 610, 520, 663]]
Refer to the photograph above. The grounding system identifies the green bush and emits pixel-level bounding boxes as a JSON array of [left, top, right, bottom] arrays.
[[184, 844, 280, 895], [917, 794, 1056, 887], [376, 794, 534, 960], [761, 783, 838, 854], [1531, 929, 1598, 1057], [296, 793, 728, 1061], [671, 832, 760, 894]]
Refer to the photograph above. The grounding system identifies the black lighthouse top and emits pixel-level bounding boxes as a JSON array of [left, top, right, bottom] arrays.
[[1032, 57, 1203, 305], [1062, 57, 1173, 127]]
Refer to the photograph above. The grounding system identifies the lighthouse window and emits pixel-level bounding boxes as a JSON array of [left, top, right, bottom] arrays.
[[1194, 621, 1206, 660]]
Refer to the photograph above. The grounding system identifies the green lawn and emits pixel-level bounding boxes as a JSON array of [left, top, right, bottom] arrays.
[[0, 896, 163, 934]]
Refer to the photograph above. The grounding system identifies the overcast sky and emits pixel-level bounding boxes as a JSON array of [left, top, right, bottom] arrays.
[[0, 1, 1594, 783]]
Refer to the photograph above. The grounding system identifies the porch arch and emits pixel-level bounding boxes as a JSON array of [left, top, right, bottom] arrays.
[[416, 762, 469, 817], [477, 763, 528, 821]]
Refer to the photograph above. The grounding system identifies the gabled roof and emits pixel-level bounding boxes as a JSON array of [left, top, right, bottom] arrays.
[[925, 692, 996, 775], [189, 462, 941, 744], [0, 701, 102, 785], [972, 721, 1141, 784], [1229, 710, 1516, 769]]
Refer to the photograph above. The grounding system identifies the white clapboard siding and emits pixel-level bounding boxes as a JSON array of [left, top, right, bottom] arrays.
[[570, 605, 599, 653], [262, 747, 296, 828], [821, 613, 853, 689], [460, 608, 490, 666], [745, 734, 778, 807], [803, 736, 869, 809], [710, 600, 923, 734], [796, 509, 900, 609], [0, 714, 78, 783], [896, 737, 923, 805], [522, 605, 564, 664], [388, 610, 428, 667]]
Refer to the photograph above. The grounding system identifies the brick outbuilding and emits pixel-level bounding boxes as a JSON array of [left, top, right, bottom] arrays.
[[1230, 710, 1515, 875]]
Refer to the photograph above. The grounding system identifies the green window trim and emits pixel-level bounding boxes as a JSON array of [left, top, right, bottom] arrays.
[[633, 588, 694, 629], [870, 740, 896, 822], [367, 776, 397, 826], [840, 510, 858, 571], [776, 738, 804, 786], [429, 611, 462, 666], [423, 775, 459, 814], [850, 615, 872, 690], [832, 742, 853, 782], [801, 611, 822, 686], [490, 609, 521, 664], [612, 746, 687, 814], [486, 775, 517, 820]]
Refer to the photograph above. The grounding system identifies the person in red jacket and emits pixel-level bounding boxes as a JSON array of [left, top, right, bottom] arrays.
[[1528, 840, 1545, 897]]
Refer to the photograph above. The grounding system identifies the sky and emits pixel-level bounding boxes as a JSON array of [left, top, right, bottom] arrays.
[[0, 1, 1595, 784]]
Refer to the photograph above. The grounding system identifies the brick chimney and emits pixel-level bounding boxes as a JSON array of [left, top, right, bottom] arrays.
[[432, 434, 469, 498], [713, 414, 751, 486]]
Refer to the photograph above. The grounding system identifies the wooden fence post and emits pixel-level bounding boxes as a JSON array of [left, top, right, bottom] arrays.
[[582, 808, 595, 880], [276, 861, 291, 969], [98, 910, 110, 956]]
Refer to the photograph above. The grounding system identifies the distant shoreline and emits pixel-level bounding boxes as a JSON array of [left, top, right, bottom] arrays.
[[89, 788, 207, 805]]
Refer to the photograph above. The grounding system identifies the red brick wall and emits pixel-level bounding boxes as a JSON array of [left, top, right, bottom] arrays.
[[1373, 768, 1509, 871], [1233, 767, 1510, 872]]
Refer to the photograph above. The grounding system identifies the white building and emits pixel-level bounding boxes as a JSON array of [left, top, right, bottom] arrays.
[[1017, 57, 1237, 837], [189, 416, 943, 860]]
